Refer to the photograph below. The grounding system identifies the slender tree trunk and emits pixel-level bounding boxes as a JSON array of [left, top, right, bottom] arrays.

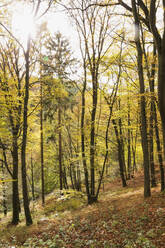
[[158, 52, 165, 159], [40, 81, 45, 205], [112, 119, 127, 187], [127, 100, 131, 179], [132, 0, 151, 197], [96, 106, 112, 198], [70, 164, 75, 189], [12, 137, 20, 224], [149, 99, 156, 187], [72, 163, 77, 190], [118, 115, 127, 180], [1, 161, 7, 216], [58, 103, 63, 191], [154, 104, 165, 191], [143, 39, 157, 188], [149, 0, 165, 159], [63, 165, 68, 189], [21, 38, 33, 226], [31, 154, 35, 201], [90, 75, 97, 197], [131, 130, 138, 175], [81, 63, 90, 201], [76, 161, 81, 191], [76, 106, 81, 191]]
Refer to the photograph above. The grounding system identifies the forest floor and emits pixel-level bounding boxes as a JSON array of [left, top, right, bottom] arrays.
[[1, 169, 165, 247]]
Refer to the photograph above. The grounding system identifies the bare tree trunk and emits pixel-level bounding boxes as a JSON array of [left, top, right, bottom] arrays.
[[149, 100, 156, 187], [63, 165, 68, 189], [132, 0, 151, 197], [31, 153, 35, 201], [118, 115, 127, 180], [154, 104, 165, 191], [58, 103, 63, 191], [127, 98, 131, 179], [112, 119, 127, 187], [1, 161, 7, 216], [21, 38, 33, 226], [81, 64, 90, 200], [142, 36, 157, 188], [90, 75, 97, 197], [11, 136, 20, 224], [40, 80, 45, 205], [131, 130, 138, 175]]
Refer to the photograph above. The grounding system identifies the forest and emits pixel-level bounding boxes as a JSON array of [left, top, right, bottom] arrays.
[[0, 0, 165, 247]]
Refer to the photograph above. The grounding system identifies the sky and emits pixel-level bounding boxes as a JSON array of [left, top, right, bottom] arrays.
[[11, 1, 79, 56], [46, 8, 79, 54]]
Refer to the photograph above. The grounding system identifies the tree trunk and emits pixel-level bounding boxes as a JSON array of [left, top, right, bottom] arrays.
[[118, 115, 127, 180], [63, 165, 68, 189], [131, 129, 138, 175], [132, 0, 151, 197], [90, 75, 97, 196], [1, 161, 7, 216], [58, 104, 63, 191], [70, 164, 75, 189], [81, 62, 90, 199], [158, 51, 165, 159], [112, 119, 127, 187], [76, 161, 82, 191], [11, 136, 20, 225], [21, 38, 33, 226], [154, 103, 165, 191], [149, 100, 157, 187], [40, 80, 45, 205], [31, 154, 35, 201], [127, 99, 131, 179]]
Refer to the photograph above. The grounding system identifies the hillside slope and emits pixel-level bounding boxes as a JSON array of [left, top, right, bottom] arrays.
[[0, 171, 165, 248]]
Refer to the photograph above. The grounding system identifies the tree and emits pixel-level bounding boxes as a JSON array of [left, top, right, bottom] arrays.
[[41, 31, 77, 191], [0, 40, 23, 224], [68, 0, 120, 203], [116, 0, 165, 158], [131, 0, 151, 197]]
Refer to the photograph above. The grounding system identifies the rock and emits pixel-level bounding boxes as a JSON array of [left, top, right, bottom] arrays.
[[37, 217, 49, 225]]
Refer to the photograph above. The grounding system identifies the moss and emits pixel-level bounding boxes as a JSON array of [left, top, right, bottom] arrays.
[[43, 190, 86, 215]]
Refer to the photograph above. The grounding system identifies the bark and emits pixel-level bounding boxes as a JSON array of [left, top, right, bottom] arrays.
[[90, 74, 98, 196], [70, 164, 75, 190], [40, 81, 45, 205], [58, 104, 63, 191], [1, 161, 7, 216], [76, 106, 82, 191], [21, 38, 33, 226], [76, 162, 81, 191], [63, 165, 68, 189], [96, 106, 112, 198], [118, 115, 127, 180], [31, 154, 35, 201], [145, 43, 157, 188], [149, 0, 165, 158], [11, 136, 20, 224], [112, 119, 127, 187], [131, 130, 138, 175], [127, 99, 131, 179], [154, 103, 165, 191], [81, 60, 90, 199], [132, 0, 151, 197], [149, 100, 157, 187]]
